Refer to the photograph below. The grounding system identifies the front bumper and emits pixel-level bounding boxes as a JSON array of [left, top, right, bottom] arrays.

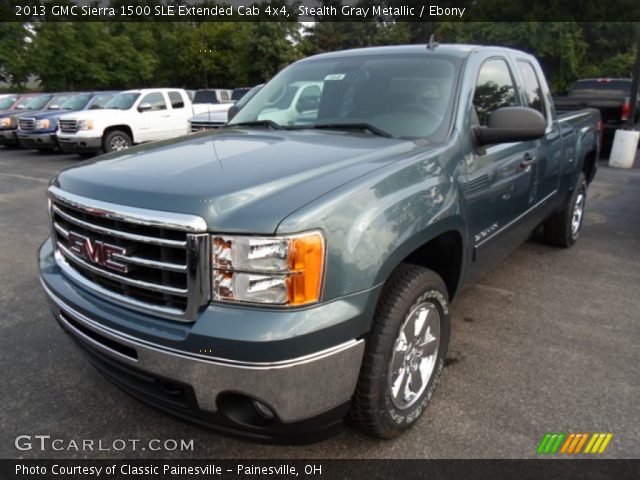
[[0, 129, 18, 145], [57, 135, 102, 153], [39, 239, 372, 442], [17, 132, 58, 150]]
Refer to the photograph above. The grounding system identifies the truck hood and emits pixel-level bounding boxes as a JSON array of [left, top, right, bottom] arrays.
[[59, 109, 132, 122], [54, 128, 420, 233], [189, 111, 228, 123], [23, 109, 80, 121], [192, 103, 232, 115], [0, 107, 42, 119]]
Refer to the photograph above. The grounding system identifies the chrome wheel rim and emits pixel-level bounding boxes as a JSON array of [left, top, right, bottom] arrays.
[[571, 190, 585, 238], [388, 302, 440, 410], [110, 136, 129, 151]]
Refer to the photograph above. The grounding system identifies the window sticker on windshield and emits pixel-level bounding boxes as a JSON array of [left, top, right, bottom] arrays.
[[325, 74, 346, 81]]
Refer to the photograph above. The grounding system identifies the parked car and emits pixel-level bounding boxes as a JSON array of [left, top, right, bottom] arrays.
[[255, 81, 324, 125], [191, 89, 234, 116], [0, 93, 73, 147], [188, 84, 264, 132], [555, 78, 640, 149], [0, 93, 40, 115], [40, 45, 599, 442], [0, 94, 21, 110], [56, 89, 193, 155], [188, 110, 228, 132], [17, 92, 117, 152]]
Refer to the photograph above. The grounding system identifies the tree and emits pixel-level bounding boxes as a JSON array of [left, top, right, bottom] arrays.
[[231, 22, 302, 84], [0, 23, 32, 89], [437, 22, 587, 93]]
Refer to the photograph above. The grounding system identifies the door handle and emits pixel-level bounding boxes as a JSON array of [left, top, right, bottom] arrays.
[[161, 114, 170, 118], [519, 153, 537, 171]]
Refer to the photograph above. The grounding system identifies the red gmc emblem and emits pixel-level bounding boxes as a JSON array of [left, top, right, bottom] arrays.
[[67, 231, 129, 273]]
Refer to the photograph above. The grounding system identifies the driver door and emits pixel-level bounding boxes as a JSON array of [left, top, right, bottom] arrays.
[[462, 57, 539, 273], [136, 92, 171, 142]]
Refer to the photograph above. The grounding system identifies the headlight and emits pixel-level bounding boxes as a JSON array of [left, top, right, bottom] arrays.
[[78, 119, 93, 130], [0, 117, 12, 128], [35, 119, 50, 129], [212, 231, 325, 306]]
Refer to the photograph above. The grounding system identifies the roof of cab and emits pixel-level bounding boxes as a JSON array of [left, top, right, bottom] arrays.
[[300, 44, 534, 62]]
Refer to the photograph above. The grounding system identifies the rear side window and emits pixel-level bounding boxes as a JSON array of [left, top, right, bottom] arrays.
[[517, 60, 546, 118], [140, 92, 167, 111], [473, 58, 518, 126], [168, 91, 184, 109]]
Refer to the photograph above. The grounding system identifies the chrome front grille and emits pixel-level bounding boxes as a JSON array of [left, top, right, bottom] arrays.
[[59, 120, 78, 133], [18, 118, 35, 131], [190, 121, 224, 132], [48, 186, 210, 322]]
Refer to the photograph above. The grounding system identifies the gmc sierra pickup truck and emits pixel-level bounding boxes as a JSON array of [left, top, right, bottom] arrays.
[[555, 78, 639, 149], [39, 45, 600, 443], [56, 89, 193, 155], [17, 92, 117, 152], [0, 93, 72, 147]]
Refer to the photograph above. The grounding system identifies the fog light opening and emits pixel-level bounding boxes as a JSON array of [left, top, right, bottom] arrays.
[[252, 399, 275, 421], [216, 392, 278, 428]]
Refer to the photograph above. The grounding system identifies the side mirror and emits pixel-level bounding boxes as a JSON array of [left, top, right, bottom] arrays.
[[138, 103, 152, 112], [473, 106, 546, 146], [227, 105, 239, 122]]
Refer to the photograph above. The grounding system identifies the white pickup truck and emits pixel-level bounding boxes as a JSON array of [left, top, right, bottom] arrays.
[[191, 89, 234, 116], [57, 88, 193, 154]]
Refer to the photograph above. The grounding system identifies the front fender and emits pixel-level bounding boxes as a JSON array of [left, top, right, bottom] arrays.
[[277, 151, 466, 302]]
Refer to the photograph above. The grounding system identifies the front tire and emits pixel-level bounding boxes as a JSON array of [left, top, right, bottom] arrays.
[[103, 130, 132, 153], [543, 172, 587, 248], [349, 263, 451, 439]]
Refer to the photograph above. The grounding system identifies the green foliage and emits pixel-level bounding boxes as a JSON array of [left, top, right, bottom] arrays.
[[5, 13, 639, 96], [0, 23, 32, 89], [438, 22, 588, 93]]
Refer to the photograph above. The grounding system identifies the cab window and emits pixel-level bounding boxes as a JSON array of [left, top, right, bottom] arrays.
[[140, 92, 167, 111], [517, 60, 546, 118], [168, 91, 184, 109], [473, 58, 518, 126]]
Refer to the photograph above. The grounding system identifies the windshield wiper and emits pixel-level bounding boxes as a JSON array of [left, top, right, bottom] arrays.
[[302, 123, 393, 138], [227, 120, 282, 130]]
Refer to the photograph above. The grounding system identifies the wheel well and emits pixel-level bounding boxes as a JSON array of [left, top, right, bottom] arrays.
[[582, 149, 597, 184], [402, 230, 463, 300], [104, 125, 134, 144]]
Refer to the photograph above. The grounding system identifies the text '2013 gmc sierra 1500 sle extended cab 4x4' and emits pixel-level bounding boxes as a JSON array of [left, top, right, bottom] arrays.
[[39, 45, 600, 443]]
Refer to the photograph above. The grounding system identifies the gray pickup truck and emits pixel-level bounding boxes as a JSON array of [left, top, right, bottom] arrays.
[[39, 45, 600, 443]]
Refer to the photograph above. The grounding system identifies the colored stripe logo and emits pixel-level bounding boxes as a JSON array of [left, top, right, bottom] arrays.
[[537, 433, 613, 454]]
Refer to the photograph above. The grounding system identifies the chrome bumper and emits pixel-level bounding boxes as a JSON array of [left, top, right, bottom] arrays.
[[42, 280, 365, 423]]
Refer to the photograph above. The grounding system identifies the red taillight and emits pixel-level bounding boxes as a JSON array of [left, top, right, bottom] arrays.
[[596, 120, 602, 131], [621, 101, 630, 121]]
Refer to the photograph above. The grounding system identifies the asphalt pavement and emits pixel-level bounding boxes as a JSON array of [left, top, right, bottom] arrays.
[[0, 147, 638, 459]]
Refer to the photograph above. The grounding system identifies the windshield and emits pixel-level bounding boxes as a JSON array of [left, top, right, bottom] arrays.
[[16, 95, 51, 110], [47, 95, 73, 110], [0, 96, 18, 109], [105, 92, 140, 110], [60, 93, 92, 110], [235, 85, 263, 110], [230, 54, 460, 140]]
